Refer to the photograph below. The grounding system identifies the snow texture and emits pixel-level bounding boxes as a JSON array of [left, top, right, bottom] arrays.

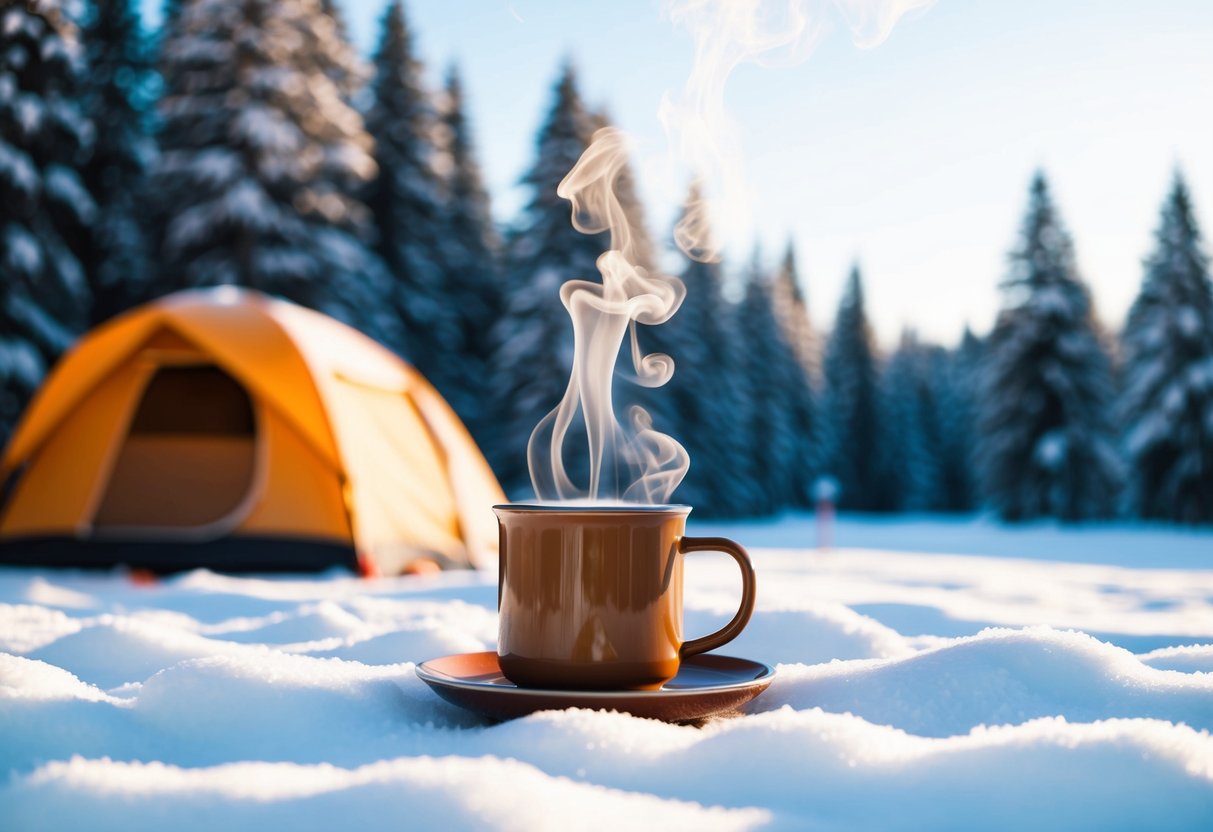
[[1, 518, 1211, 830]]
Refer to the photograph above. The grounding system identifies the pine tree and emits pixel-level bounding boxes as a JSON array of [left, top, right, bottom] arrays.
[[881, 331, 943, 511], [630, 189, 752, 516], [435, 65, 500, 434], [977, 172, 1120, 521], [1, 0, 94, 443], [770, 241, 820, 507], [738, 249, 802, 514], [314, 0, 365, 102], [80, 0, 155, 324], [363, 0, 458, 376], [823, 265, 887, 511], [1120, 174, 1213, 523], [489, 63, 604, 494], [934, 326, 982, 512], [150, 0, 396, 342], [773, 241, 820, 385]]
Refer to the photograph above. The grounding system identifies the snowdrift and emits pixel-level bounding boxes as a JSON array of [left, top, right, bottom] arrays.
[[2, 533, 1211, 830]]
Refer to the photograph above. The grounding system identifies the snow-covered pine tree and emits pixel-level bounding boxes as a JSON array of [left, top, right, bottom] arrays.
[[770, 241, 820, 507], [314, 0, 367, 112], [934, 326, 982, 512], [738, 248, 802, 515], [631, 188, 753, 516], [435, 64, 500, 435], [1, 0, 94, 444], [80, 0, 155, 324], [773, 241, 820, 385], [1120, 173, 1213, 523], [310, 1, 372, 224], [362, 0, 458, 376], [823, 264, 887, 511], [977, 172, 1120, 521], [151, 0, 396, 343], [881, 331, 943, 511], [489, 63, 604, 494]]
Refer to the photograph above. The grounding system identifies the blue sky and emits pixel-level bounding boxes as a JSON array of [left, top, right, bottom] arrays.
[[144, 1, 1213, 346]]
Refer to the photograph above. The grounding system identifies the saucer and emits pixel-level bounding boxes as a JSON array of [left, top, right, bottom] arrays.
[[415, 652, 775, 723]]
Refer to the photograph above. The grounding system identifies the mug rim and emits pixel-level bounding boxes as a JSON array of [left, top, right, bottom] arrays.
[[493, 502, 691, 515]]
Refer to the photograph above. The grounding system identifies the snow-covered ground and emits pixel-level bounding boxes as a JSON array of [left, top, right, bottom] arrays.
[[2, 515, 1212, 830]]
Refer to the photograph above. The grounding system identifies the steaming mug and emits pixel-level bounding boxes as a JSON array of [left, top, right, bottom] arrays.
[[493, 503, 757, 690]]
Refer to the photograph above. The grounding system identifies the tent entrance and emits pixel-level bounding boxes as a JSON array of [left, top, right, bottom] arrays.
[[93, 365, 259, 535]]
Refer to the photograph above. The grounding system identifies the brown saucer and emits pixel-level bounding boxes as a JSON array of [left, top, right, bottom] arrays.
[[415, 652, 775, 723]]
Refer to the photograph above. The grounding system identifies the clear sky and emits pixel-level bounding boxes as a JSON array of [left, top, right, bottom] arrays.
[[144, 1, 1213, 347]]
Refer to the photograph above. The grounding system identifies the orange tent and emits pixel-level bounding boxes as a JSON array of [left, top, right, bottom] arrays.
[[0, 288, 504, 575]]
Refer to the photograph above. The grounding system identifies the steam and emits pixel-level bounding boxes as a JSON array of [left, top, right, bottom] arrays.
[[661, 0, 934, 260], [528, 129, 689, 503], [527, 0, 932, 504]]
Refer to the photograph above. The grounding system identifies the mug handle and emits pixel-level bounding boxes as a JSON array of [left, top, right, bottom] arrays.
[[677, 536, 757, 658]]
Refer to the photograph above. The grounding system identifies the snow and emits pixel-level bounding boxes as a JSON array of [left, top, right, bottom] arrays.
[[6, 292, 77, 352], [0, 140, 38, 198], [182, 148, 240, 187], [3, 224, 42, 274], [1, 516, 1211, 829], [0, 340, 43, 389], [44, 163, 96, 223]]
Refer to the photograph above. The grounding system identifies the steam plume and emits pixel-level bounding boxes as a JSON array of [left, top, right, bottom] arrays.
[[527, 128, 688, 503], [527, 0, 932, 504], [661, 0, 934, 261]]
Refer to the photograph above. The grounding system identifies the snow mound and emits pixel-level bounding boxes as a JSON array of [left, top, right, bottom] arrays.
[[22, 577, 99, 611], [306, 625, 487, 665], [1140, 643, 1213, 673], [3, 711, 1211, 832], [0, 654, 116, 704], [457, 708, 1213, 830], [3, 755, 768, 832], [759, 626, 1213, 736], [0, 603, 83, 653], [2, 530, 1212, 829], [28, 616, 245, 690], [203, 602, 373, 645], [689, 602, 913, 665], [129, 653, 473, 766], [0, 655, 129, 775]]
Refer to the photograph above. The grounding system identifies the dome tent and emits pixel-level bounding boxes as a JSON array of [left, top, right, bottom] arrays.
[[0, 288, 504, 575]]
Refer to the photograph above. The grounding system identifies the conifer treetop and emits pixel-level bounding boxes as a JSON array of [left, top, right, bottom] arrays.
[[442, 63, 497, 253], [1119, 170, 1213, 522], [153, 0, 391, 339]]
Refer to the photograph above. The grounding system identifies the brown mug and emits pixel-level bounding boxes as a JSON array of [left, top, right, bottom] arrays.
[[493, 503, 756, 690]]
